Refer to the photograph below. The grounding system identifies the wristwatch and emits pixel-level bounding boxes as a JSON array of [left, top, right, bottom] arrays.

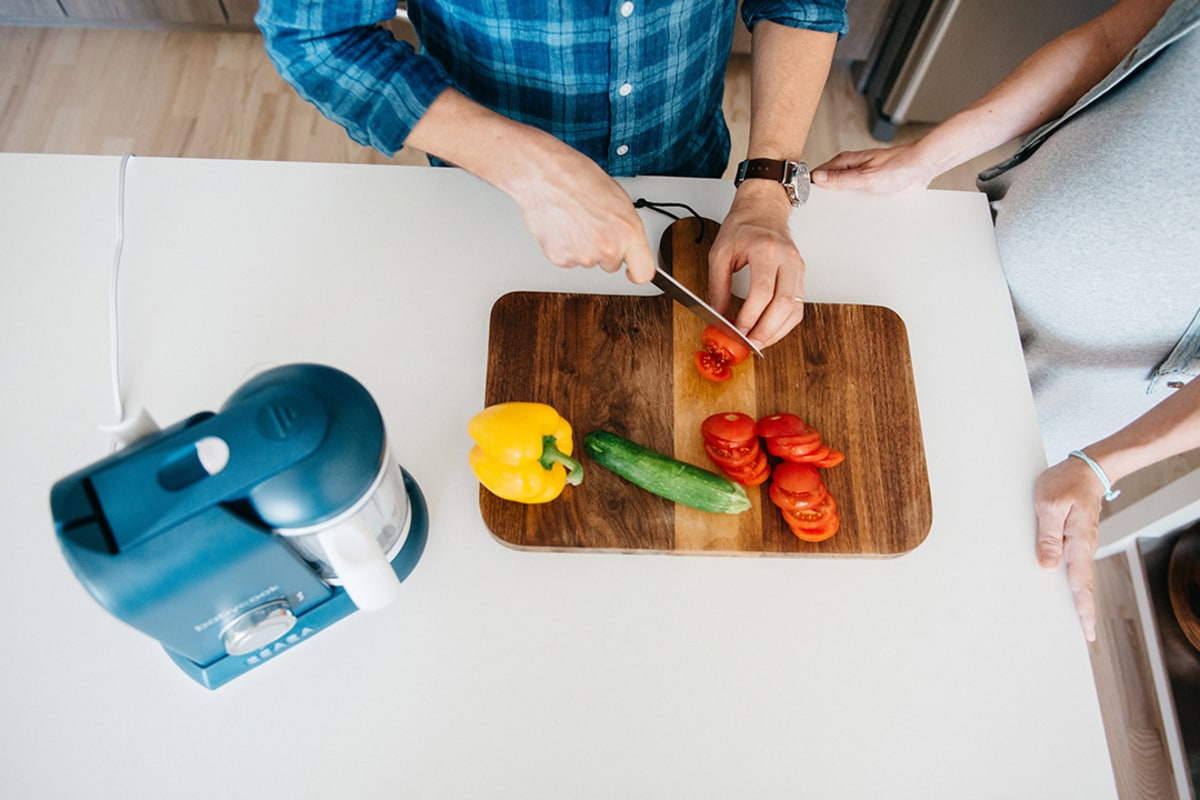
[[734, 158, 811, 207]]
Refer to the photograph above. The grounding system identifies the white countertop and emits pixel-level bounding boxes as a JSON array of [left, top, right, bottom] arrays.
[[0, 153, 1115, 798]]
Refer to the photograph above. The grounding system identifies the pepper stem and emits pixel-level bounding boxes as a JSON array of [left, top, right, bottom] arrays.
[[540, 436, 584, 485]]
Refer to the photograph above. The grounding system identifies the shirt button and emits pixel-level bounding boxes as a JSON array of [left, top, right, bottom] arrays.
[[618, 83, 633, 96], [619, 1, 633, 16], [616, 144, 629, 156]]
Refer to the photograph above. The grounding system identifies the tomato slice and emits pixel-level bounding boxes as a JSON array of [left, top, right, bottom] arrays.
[[757, 413, 812, 439], [701, 412, 757, 446], [784, 493, 837, 527], [787, 513, 840, 542], [704, 441, 760, 469], [736, 464, 771, 487], [723, 451, 770, 486], [766, 430, 823, 448], [768, 480, 827, 511], [812, 448, 845, 468], [694, 350, 731, 382], [701, 324, 751, 366], [767, 439, 825, 460], [771, 461, 824, 496]]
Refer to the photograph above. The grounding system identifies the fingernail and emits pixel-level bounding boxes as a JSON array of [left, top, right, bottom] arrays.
[[811, 170, 827, 183]]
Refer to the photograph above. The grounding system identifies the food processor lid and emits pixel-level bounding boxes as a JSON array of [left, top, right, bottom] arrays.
[[226, 364, 387, 530]]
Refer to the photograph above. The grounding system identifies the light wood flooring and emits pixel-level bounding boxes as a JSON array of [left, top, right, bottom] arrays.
[[1, 24, 1193, 800], [0, 25, 1006, 189]]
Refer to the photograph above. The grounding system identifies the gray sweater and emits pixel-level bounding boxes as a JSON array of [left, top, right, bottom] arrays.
[[978, 0, 1200, 462]]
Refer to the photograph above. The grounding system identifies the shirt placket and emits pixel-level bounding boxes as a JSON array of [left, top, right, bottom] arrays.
[[1149, 307, 1200, 394], [609, 0, 641, 176]]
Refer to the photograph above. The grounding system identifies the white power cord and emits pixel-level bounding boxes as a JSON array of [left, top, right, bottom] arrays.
[[98, 153, 158, 450]]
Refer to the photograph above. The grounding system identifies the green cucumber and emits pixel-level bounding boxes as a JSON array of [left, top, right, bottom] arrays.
[[583, 430, 751, 514]]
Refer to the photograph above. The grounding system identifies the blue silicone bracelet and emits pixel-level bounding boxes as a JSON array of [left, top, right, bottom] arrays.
[[1068, 450, 1121, 501]]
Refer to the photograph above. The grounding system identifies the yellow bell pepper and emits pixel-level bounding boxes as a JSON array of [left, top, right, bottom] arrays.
[[468, 402, 584, 503]]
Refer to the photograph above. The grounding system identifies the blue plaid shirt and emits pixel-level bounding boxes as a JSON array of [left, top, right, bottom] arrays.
[[257, 0, 846, 178]]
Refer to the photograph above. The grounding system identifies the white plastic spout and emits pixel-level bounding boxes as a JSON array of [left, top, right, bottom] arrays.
[[316, 516, 404, 611]]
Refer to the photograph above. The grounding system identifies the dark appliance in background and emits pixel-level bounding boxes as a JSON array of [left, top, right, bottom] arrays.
[[1142, 526, 1200, 799], [853, 0, 1117, 141]]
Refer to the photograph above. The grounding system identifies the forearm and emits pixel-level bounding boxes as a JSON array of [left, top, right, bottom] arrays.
[[405, 87, 657, 283], [746, 20, 837, 163], [1081, 378, 1200, 485], [911, 0, 1173, 175], [708, 18, 837, 347], [404, 88, 576, 206], [733, 20, 837, 215]]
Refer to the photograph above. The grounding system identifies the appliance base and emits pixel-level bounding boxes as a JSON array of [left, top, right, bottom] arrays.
[[165, 467, 429, 690]]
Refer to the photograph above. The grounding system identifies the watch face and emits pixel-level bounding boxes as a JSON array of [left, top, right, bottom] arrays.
[[790, 162, 811, 206]]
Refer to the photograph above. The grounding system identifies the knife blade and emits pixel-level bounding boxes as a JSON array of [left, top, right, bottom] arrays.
[[653, 217, 764, 358]]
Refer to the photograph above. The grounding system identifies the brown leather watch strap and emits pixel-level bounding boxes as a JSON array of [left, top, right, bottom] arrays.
[[734, 158, 808, 207], [735, 158, 788, 184]]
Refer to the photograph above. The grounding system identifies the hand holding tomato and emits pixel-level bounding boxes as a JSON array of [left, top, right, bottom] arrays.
[[707, 183, 806, 349]]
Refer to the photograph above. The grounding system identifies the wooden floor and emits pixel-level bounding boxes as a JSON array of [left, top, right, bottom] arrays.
[[0, 25, 1005, 190], [0, 24, 1187, 800]]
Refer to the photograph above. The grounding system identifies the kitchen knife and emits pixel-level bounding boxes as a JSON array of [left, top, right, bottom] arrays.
[[653, 217, 764, 358]]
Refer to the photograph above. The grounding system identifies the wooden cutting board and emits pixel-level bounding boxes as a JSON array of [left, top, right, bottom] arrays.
[[479, 217, 931, 556]]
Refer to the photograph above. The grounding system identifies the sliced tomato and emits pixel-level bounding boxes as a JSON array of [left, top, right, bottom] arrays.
[[757, 413, 812, 439], [704, 441, 760, 469], [736, 464, 771, 487], [723, 451, 770, 486], [784, 493, 837, 527], [767, 439, 826, 461], [701, 324, 751, 366], [801, 445, 832, 462], [771, 461, 824, 496], [768, 480, 826, 511], [787, 513, 840, 542], [812, 448, 845, 468], [766, 430, 823, 449], [694, 350, 731, 382], [701, 412, 757, 446]]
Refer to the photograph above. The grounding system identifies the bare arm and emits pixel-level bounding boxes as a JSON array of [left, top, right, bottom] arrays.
[[709, 21, 838, 347], [813, 0, 1173, 192], [1036, 378, 1200, 641], [404, 88, 656, 284]]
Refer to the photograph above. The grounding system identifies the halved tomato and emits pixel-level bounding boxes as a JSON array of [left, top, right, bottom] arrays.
[[694, 350, 731, 382], [701, 324, 751, 366]]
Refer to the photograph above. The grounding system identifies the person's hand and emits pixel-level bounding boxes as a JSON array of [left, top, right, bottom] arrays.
[[506, 143, 656, 285], [707, 180, 805, 349], [812, 142, 939, 194], [1033, 456, 1106, 642], [404, 90, 656, 284]]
